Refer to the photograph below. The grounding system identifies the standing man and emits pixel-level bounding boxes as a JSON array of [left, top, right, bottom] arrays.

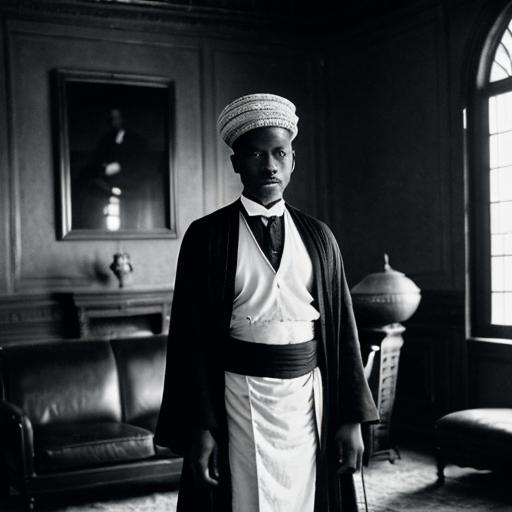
[[155, 93, 378, 512]]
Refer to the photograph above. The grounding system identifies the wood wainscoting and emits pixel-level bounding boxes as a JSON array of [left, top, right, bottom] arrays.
[[391, 290, 467, 439]]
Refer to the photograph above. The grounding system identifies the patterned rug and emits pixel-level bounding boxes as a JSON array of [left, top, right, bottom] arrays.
[[2, 447, 511, 511], [354, 447, 512, 512]]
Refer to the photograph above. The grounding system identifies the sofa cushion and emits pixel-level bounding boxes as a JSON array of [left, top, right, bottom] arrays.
[[1, 341, 122, 426], [111, 336, 166, 426], [35, 422, 155, 472]]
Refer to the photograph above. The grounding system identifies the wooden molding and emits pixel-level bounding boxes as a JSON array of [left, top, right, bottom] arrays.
[[0, 294, 65, 344], [0, 0, 331, 36]]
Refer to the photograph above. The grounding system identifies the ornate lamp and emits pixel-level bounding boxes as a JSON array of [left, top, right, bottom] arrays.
[[351, 254, 421, 464]]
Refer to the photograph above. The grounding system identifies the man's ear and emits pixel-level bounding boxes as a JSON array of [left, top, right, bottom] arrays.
[[230, 154, 240, 174], [291, 150, 296, 172]]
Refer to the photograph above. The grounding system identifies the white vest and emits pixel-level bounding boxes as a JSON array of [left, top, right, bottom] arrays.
[[230, 208, 320, 344]]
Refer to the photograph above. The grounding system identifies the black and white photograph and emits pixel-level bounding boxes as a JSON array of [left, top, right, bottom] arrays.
[[1, 1, 512, 512]]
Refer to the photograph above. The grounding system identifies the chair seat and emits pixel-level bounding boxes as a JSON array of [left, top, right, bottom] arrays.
[[437, 408, 512, 441], [435, 408, 512, 473], [35, 422, 155, 472]]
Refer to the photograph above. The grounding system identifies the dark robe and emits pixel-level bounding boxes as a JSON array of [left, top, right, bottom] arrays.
[[155, 199, 379, 512]]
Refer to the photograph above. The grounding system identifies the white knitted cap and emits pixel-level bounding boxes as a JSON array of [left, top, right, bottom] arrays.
[[217, 93, 299, 147]]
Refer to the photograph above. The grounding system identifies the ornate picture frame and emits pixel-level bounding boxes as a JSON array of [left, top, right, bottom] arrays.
[[53, 69, 176, 239]]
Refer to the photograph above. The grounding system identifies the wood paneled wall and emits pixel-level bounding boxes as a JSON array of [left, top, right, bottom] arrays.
[[325, 0, 512, 430], [326, 4, 454, 291], [0, 4, 324, 341], [1, 0, 512, 433]]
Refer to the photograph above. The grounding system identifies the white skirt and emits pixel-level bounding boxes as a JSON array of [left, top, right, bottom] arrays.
[[225, 367, 323, 512]]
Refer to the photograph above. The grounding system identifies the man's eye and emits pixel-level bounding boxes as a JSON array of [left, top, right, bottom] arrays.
[[249, 152, 262, 158], [277, 150, 287, 158]]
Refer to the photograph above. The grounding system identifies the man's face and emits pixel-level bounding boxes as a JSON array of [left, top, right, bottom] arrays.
[[231, 127, 295, 206]]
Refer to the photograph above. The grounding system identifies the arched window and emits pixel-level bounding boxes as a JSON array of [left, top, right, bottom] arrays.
[[470, 3, 512, 339]]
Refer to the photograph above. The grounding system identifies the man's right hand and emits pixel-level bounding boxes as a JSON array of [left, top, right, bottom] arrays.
[[189, 429, 220, 487]]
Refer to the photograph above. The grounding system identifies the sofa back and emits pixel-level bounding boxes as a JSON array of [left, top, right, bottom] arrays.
[[0, 335, 167, 430], [111, 335, 167, 430], [0, 340, 122, 426]]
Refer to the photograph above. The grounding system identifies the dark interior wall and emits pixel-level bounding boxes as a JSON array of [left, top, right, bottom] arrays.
[[324, 0, 512, 431], [5, 20, 203, 291], [1, 0, 512, 432], [0, 4, 324, 340], [326, 3, 456, 291], [326, 3, 465, 431]]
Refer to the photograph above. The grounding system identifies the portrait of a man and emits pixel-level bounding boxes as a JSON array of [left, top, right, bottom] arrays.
[[59, 74, 174, 236]]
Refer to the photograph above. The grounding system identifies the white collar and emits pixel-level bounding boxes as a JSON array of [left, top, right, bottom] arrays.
[[240, 195, 286, 218]]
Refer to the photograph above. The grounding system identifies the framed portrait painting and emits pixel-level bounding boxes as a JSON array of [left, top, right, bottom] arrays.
[[53, 69, 176, 239]]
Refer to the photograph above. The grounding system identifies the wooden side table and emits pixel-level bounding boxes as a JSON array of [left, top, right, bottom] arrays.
[[67, 288, 172, 339]]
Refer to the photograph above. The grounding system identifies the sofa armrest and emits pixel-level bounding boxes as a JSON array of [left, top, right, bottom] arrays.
[[0, 400, 35, 477]]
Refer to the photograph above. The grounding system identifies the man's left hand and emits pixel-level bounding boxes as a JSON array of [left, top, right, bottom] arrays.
[[335, 422, 364, 474]]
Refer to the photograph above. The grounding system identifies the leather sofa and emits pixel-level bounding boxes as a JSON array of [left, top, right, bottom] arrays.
[[0, 335, 182, 510]]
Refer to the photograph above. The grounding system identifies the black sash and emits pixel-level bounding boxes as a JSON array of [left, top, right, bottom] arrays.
[[224, 337, 318, 379]]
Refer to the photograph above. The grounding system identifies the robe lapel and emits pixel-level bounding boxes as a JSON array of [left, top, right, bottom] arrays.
[[287, 206, 331, 387], [218, 200, 241, 336]]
